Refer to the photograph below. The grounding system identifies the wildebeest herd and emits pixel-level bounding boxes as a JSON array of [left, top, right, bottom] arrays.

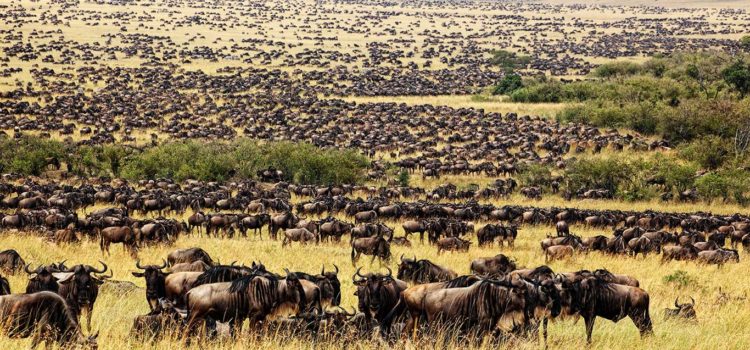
[[0, 175, 746, 347]]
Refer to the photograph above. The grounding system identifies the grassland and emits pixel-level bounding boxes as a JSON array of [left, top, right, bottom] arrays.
[[2, 210, 749, 350]]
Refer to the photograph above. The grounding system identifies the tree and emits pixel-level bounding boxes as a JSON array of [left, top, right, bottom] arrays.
[[492, 74, 523, 95], [740, 36, 750, 52], [722, 60, 750, 98], [489, 50, 531, 73]]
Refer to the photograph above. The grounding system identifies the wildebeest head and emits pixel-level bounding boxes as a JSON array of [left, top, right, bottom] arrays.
[[353, 267, 397, 318], [25, 264, 59, 293], [319, 264, 341, 306], [397, 254, 419, 281], [61, 261, 110, 306], [283, 269, 308, 313], [132, 259, 170, 311], [665, 296, 696, 320]]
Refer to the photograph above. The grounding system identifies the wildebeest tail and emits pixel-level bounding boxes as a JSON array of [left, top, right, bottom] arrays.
[[380, 293, 406, 334]]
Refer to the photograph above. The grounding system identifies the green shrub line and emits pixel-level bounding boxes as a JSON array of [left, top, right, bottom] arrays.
[[0, 136, 370, 185]]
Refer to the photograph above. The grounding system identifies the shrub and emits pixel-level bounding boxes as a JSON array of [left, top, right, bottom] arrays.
[[678, 136, 730, 170], [518, 163, 553, 188], [492, 74, 523, 95], [663, 270, 697, 288], [722, 60, 750, 98], [592, 61, 642, 79], [0, 136, 67, 176], [565, 157, 638, 195]]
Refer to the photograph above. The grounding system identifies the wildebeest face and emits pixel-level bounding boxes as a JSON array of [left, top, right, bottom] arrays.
[[397, 255, 418, 280], [132, 260, 170, 310]]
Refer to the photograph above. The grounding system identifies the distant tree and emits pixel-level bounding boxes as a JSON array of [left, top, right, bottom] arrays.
[[397, 169, 410, 187], [489, 50, 531, 73], [740, 36, 750, 52], [492, 74, 523, 95], [722, 60, 750, 98]]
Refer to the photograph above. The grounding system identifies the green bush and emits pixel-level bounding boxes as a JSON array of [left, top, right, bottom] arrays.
[[565, 157, 639, 195], [663, 270, 697, 288], [592, 61, 642, 79], [119, 139, 369, 184], [492, 74, 523, 95], [678, 136, 731, 170], [518, 163, 553, 188], [0, 136, 67, 176]]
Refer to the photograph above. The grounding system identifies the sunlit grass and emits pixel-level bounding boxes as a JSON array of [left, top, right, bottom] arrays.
[[1, 216, 749, 349]]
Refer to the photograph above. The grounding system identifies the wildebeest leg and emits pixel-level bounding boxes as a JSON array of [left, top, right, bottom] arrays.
[[630, 309, 653, 337], [584, 315, 596, 344], [542, 318, 548, 349]]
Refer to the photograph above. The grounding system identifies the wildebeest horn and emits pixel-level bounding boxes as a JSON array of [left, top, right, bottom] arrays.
[[675, 297, 680, 308], [230, 261, 237, 266], [89, 261, 108, 274], [689, 296, 695, 306], [24, 263, 33, 274], [135, 260, 144, 270], [284, 268, 291, 276], [384, 267, 392, 278], [158, 259, 167, 269], [321, 265, 325, 275], [97, 269, 114, 280], [333, 264, 339, 274], [400, 254, 405, 262], [353, 267, 365, 283], [413, 254, 417, 261]]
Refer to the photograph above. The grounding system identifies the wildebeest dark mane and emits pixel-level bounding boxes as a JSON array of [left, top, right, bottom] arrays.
[[444, 274, 481, 288], [192, 265, 253, 287], [527, 265, 554, 280]]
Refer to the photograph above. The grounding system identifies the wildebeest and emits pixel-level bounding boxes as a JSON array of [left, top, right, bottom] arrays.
[[99, 225, 139, 258], [354, 210, 378, 224], [282, 228, 318, 246], [270, 212, 301, 240], [352, 267, 407, 335], [436, 236, 472, 254], [661, 244, 700, 263], [697, 249, 740, 265], [25, 264, 61, 294], [397, 255, 457, 283], [297, 265, 341, 308], [167, 247, 214, 267], [57, 262, 111, 332], [132, 260, 170, 311], [470, 254, 517, 276], [351, 234, 392, 265], [185, 271, 307, 337], [664, 297, 696, 321], [422, 279, 527, 336], [130, 299, 185, 342], [569, 274, 652, 343], [0, 291, 98, 348], [545, 245, 574, 262], [0, 249, 25, 274]]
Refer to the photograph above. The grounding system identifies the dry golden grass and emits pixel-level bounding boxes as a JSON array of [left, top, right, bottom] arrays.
[[1, 210, 749, 349]]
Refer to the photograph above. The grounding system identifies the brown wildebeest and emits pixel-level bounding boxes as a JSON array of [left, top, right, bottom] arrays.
[[470, 254, 517, 276], [354, 210, 378, 224], [167, 247, 214, 267], [545, 245, 574, 262], [351, 235, 392, 265], [57, 262, 112, 332], [130, 299, 185, 342], [661, 244, 700, 263], [99, 226, 139, 258], [132, 260, 170, 312], [571, 275, 652, 344], [397, 255, 457, 283], [436, 237, 472, 254], [0, 292, 98, 348], [664, 297, 696, 321], [282, 228, 318, 246], [0, 275, 10, 295], [184, 271, 307, 337], [0, 250, 25, 274], [697, 249, 740, 265]]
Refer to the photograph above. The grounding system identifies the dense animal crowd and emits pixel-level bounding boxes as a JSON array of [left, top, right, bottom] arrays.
[[0, 175, 743, 346]]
